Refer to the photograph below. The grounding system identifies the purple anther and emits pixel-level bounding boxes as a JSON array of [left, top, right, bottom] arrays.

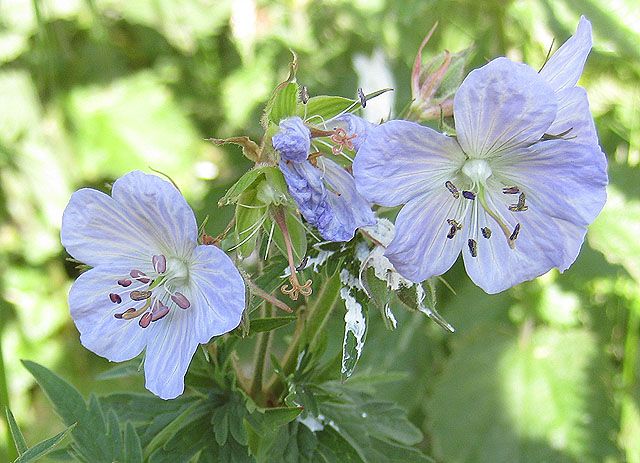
[[139, 312, 152, 328], [462, 191, 476, 200], [130, 290, 152, 301], [171, 292, 191, 309], [509, 223, 521, 241], [114, 308, 136, 319], [152, 254, 167, 274], [130, 269, 150, 283], [117, 279, 132, 287], [358, 87, 367, 108], [151, 301, 170, 322], [109, 293, 122, 304]]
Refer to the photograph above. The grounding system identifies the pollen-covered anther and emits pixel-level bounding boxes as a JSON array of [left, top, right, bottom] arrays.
[[508, 193, 528, 212], [502, 186, 520, 195], [171, 292, 190, 309], [114, 308, 136, 319], [509, 223, 521, 242], [481, 227, 492, 239], [462, 190, 476, 200], [130, 269, 150, 284], [117, 279, 132, 287], [131, 290, 152, 301], [468, 239, 478, 257], [445, 181, 460, 199], [446, 218, 462, 239], [330, 128, 357, 155], [139, 312, 152, 328], [109, 293, 122, 304], [153, 254, 167, 274]]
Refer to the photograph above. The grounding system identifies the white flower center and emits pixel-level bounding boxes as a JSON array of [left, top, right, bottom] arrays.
[[462, 159, 492, 185], [165, 258, 190, 286]]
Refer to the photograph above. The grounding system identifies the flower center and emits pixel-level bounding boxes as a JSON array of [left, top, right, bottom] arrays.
[[108, 254, 192, 328], [462, 159, 492, 185]]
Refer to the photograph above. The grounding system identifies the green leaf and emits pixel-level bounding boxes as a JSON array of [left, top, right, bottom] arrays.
[[248, 316, 296, 335], [14, 424, 75, 463], [302, 269, 343, 356], [123, 422, 143, 463], [269, 82, 300, 124], [95, 360, 142, 381], [208, 136, 261, 163], [428, 326, 618, 462], [219, 167, 274, 207], [5, 407, 28, 455]]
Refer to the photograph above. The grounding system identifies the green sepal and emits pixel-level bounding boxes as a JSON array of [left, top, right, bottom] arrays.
[[208, 136, 261, 162], [235, 188, 267, 258], [219, 166, 276, 207], [262, 50, 298, 129], [268, 82, 300, 125]]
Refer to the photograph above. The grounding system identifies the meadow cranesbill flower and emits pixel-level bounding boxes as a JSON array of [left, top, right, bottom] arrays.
[[354, 54, 607, 293], [273, 116, 375, 242], [61, 171, 245, 399]]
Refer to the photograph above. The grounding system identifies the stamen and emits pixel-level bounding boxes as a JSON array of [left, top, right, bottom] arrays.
[[330, 128, 356, 155], [502, 186, 520, 195], [139, 312, 152, 328], [117, 279, 132, 287], [445, 181, 460, 199], [131, 290, 152, 301], [121, 298, 152, 320], [462, 191, 476, 200], [509, 223, 521, 242], [446, 218, 462, 239], [468, 239, 478, 257], [130, 269, 150, 284], [301, 85, 310, 104], [171, 292, 190, 309], [151, 300, 170, 322], [295, 256, 309, 272], [109, 293, 122, 304], [508, 193, 528, 212], [114, 308, 136, 319], [358, 87, 367, 108], [152, 255, 167, 274], [481, 227, 492, 239]]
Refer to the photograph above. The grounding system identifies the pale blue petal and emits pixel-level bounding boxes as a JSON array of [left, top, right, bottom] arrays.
[[273, 117, 311, 163], [385, 190, 466, 282], [331, 113, 377, 151], [492, 139, 608, 230], [319, 157, 376, 240], [353, 120, 465, 207], [462, 194, 582, 294], [188, 244, 246, 341], [547, 87, 598, 146], [62, 171, 198, 267], [540, 17, 592, 93], [454, 57, 557, 157], [111, 171, 198, 259], [69, 264, 149, 362]]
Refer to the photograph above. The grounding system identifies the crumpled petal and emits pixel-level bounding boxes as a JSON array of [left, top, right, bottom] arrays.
[[331, 113, 377, 151], [320, 157, 376, 240], [62, 171, 198, 267], [540, 16, 592, 93], [69, 264, 150, 362], [385, 190, 466, 282], [353, 120, 465, 207], [547, 86, 598, 146], [272, 117, 311, 163], [454, 57, 557, 157]]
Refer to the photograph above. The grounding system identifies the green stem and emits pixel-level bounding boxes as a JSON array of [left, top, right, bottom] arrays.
[[622, 306, 639, 393], [0, 303, 17, 462], [249, 304, 272, 402]]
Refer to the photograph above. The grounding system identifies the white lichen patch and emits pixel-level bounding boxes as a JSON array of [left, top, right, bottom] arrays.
[[298, 413, 325, 432], [384, 304, 398, 329], [340, 285, 366, 378]]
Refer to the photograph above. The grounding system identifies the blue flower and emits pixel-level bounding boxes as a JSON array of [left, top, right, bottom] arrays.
[[274, 116, 375, 242], [61, 171, 245, 399], [354, 52, 607, 293]]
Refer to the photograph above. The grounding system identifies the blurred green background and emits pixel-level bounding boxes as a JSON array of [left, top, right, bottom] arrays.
[[1, 0, 639, 461]]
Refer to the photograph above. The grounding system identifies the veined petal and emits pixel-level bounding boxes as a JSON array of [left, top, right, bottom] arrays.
[[353, 120, 465, 207], [492, 139, 608, 228], [547, 87, 598, 146], [454, 57, 557, 157], [188, 244, 246, 341], [62, 171, 197, 267], [331, 113, 377, 151], [319, 157, 376, 240], [385, 191, 466, 282], [273, 117, 311, 163], [462, 194, 583, 293], [69, 265, 149, 362], [540, 17, 592, 93], [111, 171, 198, 259]]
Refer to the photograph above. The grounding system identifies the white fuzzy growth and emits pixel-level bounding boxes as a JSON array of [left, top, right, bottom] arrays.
[[340, 268, 363, 291], [362, 218, 395, 247], [340, 286, 366, 376]]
